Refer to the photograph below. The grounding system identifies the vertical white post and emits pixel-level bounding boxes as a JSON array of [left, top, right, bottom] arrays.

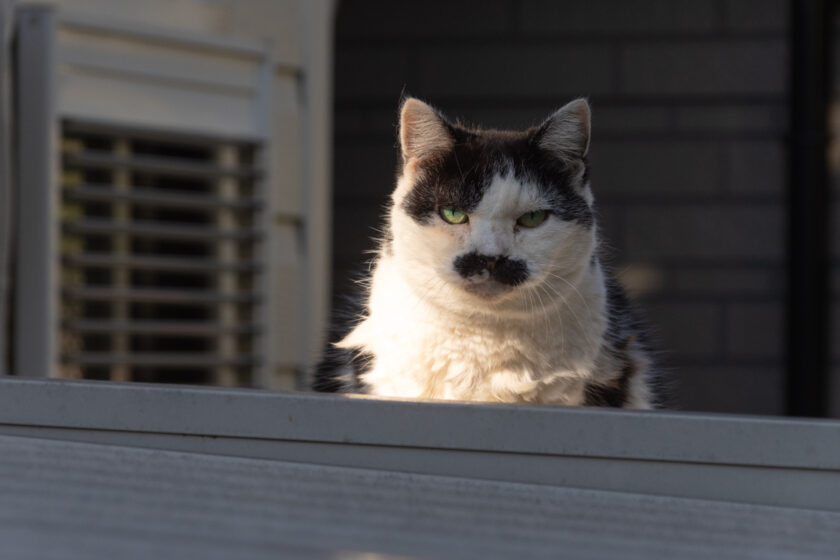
[[14, 5, 58, 378], [299, 0, 337, 382]]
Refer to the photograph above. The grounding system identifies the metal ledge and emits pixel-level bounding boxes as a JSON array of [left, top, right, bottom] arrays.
[[3, 433, 838, 560], [0, 377, 838, 511]]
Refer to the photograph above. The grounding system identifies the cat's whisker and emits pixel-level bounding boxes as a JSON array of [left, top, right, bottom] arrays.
[[525, 286, 538, 339], [532, 284, 559, 369], [533, 266, 596, 322], [539, 280, 589, 336], [412, 276, 449, 319], [543, 288, 566, 368]]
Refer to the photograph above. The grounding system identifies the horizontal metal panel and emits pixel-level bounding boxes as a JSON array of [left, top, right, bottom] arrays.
[[63, 185, 262, 211], [63, 287, 257, 304], [58, 11, 273, 59], [53, 13, 279, 140], [58, 27, 262, 93], [2, 433, 838, 560], [57, 66, 267, 140], [63, 253, 260, 273], [63, 320, 259, 336], [62, 221, 262, 242], [61, 353, 258, 367], [62, 117, 265, 146], [0, 379, 839, 511], [62, 151, 261, 179]]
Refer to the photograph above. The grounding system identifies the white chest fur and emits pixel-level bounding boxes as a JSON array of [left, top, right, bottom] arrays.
[[338, 256, 608, 404]]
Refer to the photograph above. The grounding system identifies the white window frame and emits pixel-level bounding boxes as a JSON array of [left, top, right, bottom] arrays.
[[8, 2, 335, 387]]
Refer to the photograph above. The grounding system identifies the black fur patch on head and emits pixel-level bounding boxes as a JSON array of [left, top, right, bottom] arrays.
[[400, 121, 593, 227], [454, 251, 529, 286]]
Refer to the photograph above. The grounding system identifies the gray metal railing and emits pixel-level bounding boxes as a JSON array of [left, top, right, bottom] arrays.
[[0, 377, 838, 512]]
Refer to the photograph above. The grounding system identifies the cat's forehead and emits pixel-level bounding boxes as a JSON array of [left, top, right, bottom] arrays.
[[447, 126, 537, 164], [401, 127, 582, 223], [470, 173, 543, 217]]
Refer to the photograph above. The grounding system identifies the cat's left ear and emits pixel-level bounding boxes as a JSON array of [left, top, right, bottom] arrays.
[[535, 98, 591, 161]]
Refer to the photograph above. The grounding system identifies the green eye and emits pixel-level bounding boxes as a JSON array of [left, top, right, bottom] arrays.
[[440, 206, 468, 224], [516, 210, 549, 228]]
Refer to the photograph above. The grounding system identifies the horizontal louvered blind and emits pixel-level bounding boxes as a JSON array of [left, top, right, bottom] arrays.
[[58, 122, 264, 386]]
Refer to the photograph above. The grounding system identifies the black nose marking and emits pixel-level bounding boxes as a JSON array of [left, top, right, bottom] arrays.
[[453, 252, 487, 278], [454, 251, 529, 286]]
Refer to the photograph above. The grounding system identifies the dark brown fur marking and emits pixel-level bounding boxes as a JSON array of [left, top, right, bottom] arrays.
[[583, 336, 637, 408]]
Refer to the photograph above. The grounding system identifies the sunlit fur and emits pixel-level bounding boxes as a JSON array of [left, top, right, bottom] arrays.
[[323, 98, 655, 408]]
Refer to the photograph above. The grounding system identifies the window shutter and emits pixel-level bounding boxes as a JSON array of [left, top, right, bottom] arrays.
[[12, 3, 325, 388], [59, 125, 264, 385]]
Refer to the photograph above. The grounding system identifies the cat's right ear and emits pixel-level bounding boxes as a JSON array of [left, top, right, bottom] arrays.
[[399, 98, 454, 162], [535, 98, 591, 161]]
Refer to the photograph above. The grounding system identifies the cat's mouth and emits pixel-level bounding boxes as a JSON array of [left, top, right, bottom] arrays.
[[461, 278, 516, 299], [452, 253, 529, 300]]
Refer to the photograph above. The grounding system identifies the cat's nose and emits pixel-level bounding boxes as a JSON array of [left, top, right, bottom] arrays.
[[483, 255, 499, 270], [454, 251, 501, 279], [454, 251, 528, 285]]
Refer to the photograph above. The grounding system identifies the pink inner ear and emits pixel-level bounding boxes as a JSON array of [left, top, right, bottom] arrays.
[[400, 98, 453, 160]]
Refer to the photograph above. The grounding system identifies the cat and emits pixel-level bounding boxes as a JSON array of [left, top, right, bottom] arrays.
[[314, 97, 655, 408]]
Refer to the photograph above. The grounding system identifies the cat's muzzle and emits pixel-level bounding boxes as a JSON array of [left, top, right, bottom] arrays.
[[454, 252, 528, 297]]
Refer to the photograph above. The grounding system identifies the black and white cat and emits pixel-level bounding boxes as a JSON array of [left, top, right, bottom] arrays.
[[315, 97, 655, 408]]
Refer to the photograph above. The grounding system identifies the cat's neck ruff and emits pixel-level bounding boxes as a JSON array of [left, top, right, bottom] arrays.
[[338, 252, 609, 402]]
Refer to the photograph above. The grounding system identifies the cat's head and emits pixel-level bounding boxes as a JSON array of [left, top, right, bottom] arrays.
[[387, 97, 597, 313]]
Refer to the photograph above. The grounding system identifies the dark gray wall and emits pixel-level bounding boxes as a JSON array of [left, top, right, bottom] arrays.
[[332, 0, 789, 414], [0, 0, 12, 378], [831, 9, 840, 419]]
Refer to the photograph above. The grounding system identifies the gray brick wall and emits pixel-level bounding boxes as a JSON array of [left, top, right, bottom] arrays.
[[332, 0, 790, 414]]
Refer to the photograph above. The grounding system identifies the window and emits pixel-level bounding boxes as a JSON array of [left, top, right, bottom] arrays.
[[8, 3, 331, 389]]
